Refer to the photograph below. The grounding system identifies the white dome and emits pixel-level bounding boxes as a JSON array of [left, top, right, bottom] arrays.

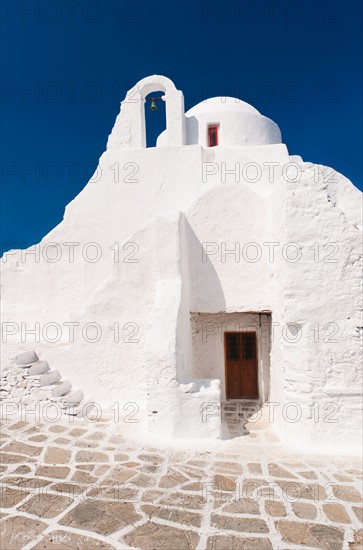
[[186, 97, 261, 117], [157, 94, 281, 148]]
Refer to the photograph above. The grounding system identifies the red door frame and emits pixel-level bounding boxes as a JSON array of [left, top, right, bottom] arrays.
[[208, 125, 219, 147]]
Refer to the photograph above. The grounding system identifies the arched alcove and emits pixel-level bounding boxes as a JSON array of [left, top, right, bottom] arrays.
[[144, 91, 166, 148], [107, 75, 185, 150]]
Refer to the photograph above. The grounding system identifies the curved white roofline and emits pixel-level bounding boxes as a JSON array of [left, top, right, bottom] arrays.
[[186, 96, 261, 117]]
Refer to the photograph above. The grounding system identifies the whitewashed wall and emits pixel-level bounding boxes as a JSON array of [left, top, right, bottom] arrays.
[[1, 77, 361, 450]]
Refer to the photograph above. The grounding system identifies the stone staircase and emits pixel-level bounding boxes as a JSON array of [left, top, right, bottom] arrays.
[[220, 400, 269, 439], [0, 350, 95, 418]]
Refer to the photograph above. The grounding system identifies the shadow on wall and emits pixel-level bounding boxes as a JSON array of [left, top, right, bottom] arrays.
[[182, 216, 226, 312], [186, 116, 199, 145]]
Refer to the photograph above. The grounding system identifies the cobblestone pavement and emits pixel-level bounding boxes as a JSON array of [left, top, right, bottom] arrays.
[[0, 417, 362, 550]]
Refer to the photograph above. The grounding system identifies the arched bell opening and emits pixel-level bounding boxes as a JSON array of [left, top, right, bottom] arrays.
[[108, 76, 185, 149], [144, 91, 166, 148]]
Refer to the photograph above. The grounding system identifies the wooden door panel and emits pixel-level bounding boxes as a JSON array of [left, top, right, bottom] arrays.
[[225, 332, 258, 399], [241, 333, 258, 398], [228, 363, 242, 398], [225, 333, 242, 398], [242, 363, 258, 397]]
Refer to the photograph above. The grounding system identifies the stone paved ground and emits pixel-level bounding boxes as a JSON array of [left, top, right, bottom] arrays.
[[0, 416, 362, 550]]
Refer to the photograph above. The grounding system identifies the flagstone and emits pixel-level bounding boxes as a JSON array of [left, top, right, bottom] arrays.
[[298, 470, 318, 480], [188, 460, 208, 468], [323, 503, 351, 524], [222, 498, 260, 515], [88, 431, 106, 440], [274, 480, 326, 500], [178, 465, 205, 479], [215, 461, 243, 474], [129, 472, 156, 488], [143, 464, 161, 473], [68, 428, 88, 437], [76, 450, 109, 462], [28, 435, 48, 442], [213, 474, 237, 492], [0, 516, 47, 549], [141, 504, 203, 527], [276, 520, 344, 549], [268, 463, 296, 478], [182, 481, 204, 492], [48, 425, 67, 433], [44, 447, 72, 464], [0, 452, 34, 464], [8, 421, 28, 431], [36, 465, 70, 479], [59, 499, 141, 535], [352, 506, 363, 522], [2, 440, 42, 456], [102, 466, 137, 484], [142, 489, 166, 502], [0, 487, 29, 508], [138, 453, 163, 463], [76, 440, 99, 448], [345, 469, 362, 476], [206, 535, 272, 549], [292, 502, 317, 520], [11, 464, 31, 474], [76, 463, 94, 471], [159, 468, 189, 488], [54, 437, 71, 445], [264, 500, 286, 517], [1, 475, 52, 488], [114, 452, 129, 461], [333, 473, 352, 482], [87, 483, 138, 500], [211, 514, 269, 534], [32, 529, 116, 549], [332, 485, 362, 503], [50, 482, 87, 497], [123, 521, 200, 550], [160, 492, 205, 510], [71, 470, 98, 483], [247, 463, 262, 475], [18, 493, 73, 518], [23, 426, 40, 435], [94, 464, 111, 476]]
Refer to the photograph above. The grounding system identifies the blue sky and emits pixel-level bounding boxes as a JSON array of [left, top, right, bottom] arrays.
[[1, 0, 362, 253]]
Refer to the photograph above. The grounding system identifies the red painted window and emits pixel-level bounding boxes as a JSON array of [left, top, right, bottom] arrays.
[[208, 125, 219, 147]]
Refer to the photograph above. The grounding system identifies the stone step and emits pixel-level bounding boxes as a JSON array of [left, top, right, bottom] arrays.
[[5, 352, 93, 420], [39, 370, 61, 387], [27, 361, 50, 376], [16, 350, 39, 366], [61, 389, 84, 406], [51, 380, 72, 398]]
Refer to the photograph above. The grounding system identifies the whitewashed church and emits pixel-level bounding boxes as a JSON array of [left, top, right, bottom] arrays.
[[1, 75, 362, 452]]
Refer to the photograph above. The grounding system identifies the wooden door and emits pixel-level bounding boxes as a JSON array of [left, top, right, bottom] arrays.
[[225, 332, 258, 399]]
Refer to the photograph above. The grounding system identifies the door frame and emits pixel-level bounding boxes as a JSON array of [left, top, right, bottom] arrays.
[[224, 331, 259, 400]]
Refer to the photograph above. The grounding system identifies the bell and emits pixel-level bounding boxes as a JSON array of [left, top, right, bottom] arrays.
[[150, 99, 157, 111]]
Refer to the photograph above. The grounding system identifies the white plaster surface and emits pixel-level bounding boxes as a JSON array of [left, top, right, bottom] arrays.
[[1, 76, 362, 452]]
